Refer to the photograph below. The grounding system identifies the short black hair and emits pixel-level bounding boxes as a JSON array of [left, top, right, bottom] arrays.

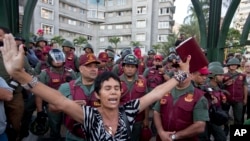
[[94, 72, 121, 95], [0, 26, 11, 34]]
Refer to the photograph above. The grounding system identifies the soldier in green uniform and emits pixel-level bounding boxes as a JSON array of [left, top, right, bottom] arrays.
[[56, 53, 100, 141], [36, 49, 77, 140], [153, 71, 209, 141]]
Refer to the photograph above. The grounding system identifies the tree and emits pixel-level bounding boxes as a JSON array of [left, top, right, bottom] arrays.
[[73, 36, 88, 46], [152, 43, 161, 54], [179, 21, 200, 43], [130, 41, 142, 47], [108, 36, 121, 53], [51, 35, 65, 46], [161, 34, 178, 56]]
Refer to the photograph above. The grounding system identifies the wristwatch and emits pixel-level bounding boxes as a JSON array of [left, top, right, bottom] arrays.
[[21, 76, 38, 90], [171, 134, 176, 140]]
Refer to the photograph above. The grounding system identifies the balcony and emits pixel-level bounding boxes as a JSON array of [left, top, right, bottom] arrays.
[[87, 17, 105, 23], [105, 15, 132, 24], [59, 8, 86, 21], [99, 28, 132, 36], [60, 0, 87, 8], [59, 22, 93, 35]]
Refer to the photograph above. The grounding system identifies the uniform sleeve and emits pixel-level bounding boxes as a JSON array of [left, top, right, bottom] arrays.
[[193, 96, 209, 122], [143, 68, 149, 77], [58, 83, 72, 98], [35, 62, 42, 75], [38, 70, 49, 84], [152, 101, 161, 112]]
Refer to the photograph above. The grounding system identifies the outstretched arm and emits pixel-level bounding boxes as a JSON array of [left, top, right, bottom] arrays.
[[0, 34, 84, 124], [139, 56, 191, 112]]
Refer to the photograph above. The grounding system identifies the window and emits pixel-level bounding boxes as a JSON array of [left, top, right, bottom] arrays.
[[159, 7, 170, 15], [80, 9, 85, 15], [41, 8, 54, 20], [117, 0, 126, 6], [41, 24, 53, 35], [88, 10, 97, 18], [137, 6, 147, 14], [100, 25, 105, 30], [117, 11, 124, 16], [41, 0, 53, 5], [158, 21, 169, 29], [80, 0, 86, 3], [107, 0, 113, 6], [68, 19, 76, 25], [68, 6, 77, 12], [87, 36, 92, 40], [136, 20, 146, 28], [116, 25, 123, 29], [136, 33, 146, 41], [107, 25, 112, 29], [158, 34, 168, 42], [100, 37, 105, 42]]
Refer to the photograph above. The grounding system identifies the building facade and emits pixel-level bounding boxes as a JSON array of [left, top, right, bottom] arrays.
[[26, 0, 175, 55]]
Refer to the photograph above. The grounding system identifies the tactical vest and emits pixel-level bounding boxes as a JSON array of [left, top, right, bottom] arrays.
[[146, 57, 154, 68], [157, 88, 204, 141], [138, 61, 145, 75], [34, 49, 45, 61], [223, 73, 245, 102], [118, 63, 124, 76], [120, 75, 147, 122], [65, 52, 77, 71], [146, 67, 164, 89], [44, 68, 72, 89], [64, 80, 100, 138]]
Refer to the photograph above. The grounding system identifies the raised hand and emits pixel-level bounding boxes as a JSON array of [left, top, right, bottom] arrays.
[[0, 34, 25, 77], [178, 55, 191, 73]]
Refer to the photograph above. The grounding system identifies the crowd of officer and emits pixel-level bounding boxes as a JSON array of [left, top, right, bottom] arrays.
[[1, 27, 250, 141]]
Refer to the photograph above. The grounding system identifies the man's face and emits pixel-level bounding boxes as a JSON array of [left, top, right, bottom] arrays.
[[123, 64, 137, 77], [80, 63, 98, 80], [215, 74, 224, 83], [244, 63, 250, 73], [192, 72, 208, 85]]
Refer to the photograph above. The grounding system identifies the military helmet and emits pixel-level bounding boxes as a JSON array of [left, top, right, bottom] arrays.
[[122, 54, 138, 66], [208, 65, 224, 78], [83, 43, 93, 52], [167, 54, 178, 62], [62, 40, 75, 49], [47, 48, 65, 66], [121, 48, 132, 59], [226, 58, 240, 66], [107, 52, 115, 58], [105, 46, 115, 53], [30, 115, 49, 136], [36, 36, 48, 44], [208, 61, 223, 68], [148, 49, 156, 55], [29, 38, 36, 45]]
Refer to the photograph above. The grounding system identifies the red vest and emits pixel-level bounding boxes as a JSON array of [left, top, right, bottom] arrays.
[[44, 68, 72, 89], [146, 67, 164, 89], [64, 80, 100, 138], [120, 75, 147, 122], [223, 73, 245, 102], [65, 52, 77, 71], [146, 57, 154, 68], [157, 88, 204, 141], [138, 61, 145, 75], [35, 49, 45, 61], [117, 63, 124, 76]]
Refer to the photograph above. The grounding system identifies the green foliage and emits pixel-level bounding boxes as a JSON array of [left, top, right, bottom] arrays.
[[51, 35, 65, 46], [108, 36, 121, 53], [179, 21, 200, 43], [130, 41, 142, 47], [73, 36, 88, 46], [160, 34, 177, 56]]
